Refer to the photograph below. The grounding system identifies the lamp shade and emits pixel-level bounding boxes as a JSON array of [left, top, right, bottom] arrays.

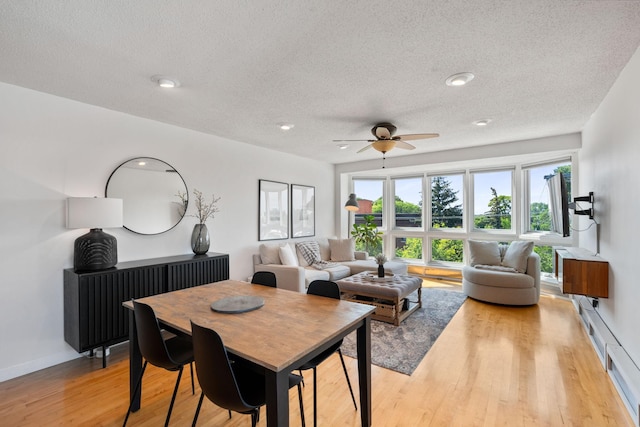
[[344, 193, 359, 211], [67, 197, 123, 229]]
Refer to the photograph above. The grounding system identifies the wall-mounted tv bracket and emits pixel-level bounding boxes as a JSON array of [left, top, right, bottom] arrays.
[[569, 191, 594, 219]]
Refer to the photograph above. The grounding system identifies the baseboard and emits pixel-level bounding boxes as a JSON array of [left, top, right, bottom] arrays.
[[573, 295, 640, 425], [574, 296, 618, 369], [0, 350, 82, 383], [608, 345, 640, 427]]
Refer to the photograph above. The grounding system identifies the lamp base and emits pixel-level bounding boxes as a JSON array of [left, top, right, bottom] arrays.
[[74, 228, 118, 272]]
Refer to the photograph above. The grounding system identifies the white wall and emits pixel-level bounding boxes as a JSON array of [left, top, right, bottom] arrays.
[[0, 82, 334, 381], [580, 46, 640, 367]]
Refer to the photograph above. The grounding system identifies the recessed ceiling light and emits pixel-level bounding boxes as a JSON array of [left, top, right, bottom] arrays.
[[337, 144, 349, 150], [151, 75, 180, 88], [473, 119, 491, 126], [278, 123, 294, 131], [445, 72, 475, 87]]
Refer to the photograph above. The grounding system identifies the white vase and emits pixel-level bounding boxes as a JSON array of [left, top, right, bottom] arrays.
[[191, 224, 210, 255]]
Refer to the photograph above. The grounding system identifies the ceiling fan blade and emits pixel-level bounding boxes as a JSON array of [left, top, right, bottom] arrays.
[[332, 139, 375, 142], [394, 133, 439, 141], [395, 140, 416, 150], [357, 144, 373, 153]]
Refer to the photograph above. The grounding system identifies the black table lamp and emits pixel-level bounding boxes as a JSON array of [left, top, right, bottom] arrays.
[[67, 197, 123, 272]]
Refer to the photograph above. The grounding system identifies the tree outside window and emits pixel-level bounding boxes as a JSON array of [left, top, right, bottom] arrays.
[[431, 175, 463, 228], [432, 238, 464, 263], [473, 170, 513, 230]]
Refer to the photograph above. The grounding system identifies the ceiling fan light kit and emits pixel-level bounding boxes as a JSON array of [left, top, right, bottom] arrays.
[[334, 122, 440, 167]]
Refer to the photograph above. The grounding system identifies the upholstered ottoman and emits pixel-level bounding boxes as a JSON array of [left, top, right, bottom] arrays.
[[336, 272, 422, 325]]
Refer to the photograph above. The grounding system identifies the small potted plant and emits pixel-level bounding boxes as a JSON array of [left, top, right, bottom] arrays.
[[375, 253, 387, 278]]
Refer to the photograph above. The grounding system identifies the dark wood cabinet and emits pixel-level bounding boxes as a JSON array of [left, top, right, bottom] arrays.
[[64, 253, 229, 362], [555, 248, 608, 298]]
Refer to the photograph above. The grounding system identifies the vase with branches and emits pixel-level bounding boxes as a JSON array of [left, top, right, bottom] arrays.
[[189, 189, 221, 255]]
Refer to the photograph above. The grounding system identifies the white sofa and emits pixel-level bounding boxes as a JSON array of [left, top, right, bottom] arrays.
[[462, 240, 541, 305], [253, 237, 408, 293]]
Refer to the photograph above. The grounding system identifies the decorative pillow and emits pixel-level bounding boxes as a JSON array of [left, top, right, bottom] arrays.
[[259, 244, 281, 265], [279, 244, 298, 266], [501, 240, 534, 273], [328, 238, 355, 262], [296, 241, 321, 265], [468, 240, 501, 266]]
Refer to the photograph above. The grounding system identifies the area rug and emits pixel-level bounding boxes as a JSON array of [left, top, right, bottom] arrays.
[[340, 287, 467, 375]]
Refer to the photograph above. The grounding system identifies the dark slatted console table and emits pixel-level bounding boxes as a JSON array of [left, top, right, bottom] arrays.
[[64, 253, 229, 367]]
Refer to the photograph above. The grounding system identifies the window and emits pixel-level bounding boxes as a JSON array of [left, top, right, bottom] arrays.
[[393, 176, 423, 228], [430, 174, 463, 229], [395, 237, 423, 260], [431, 238, 464, 263], [533, 245, 554, 274], [353, 178, 384, 227], [472, 170, 513, 230], [525, 161, 571, 233]]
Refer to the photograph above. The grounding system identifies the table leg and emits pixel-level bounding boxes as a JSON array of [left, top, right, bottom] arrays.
[[356, 316, 372, 426], [265, 369, 290, 426], [418, 286, 422, 308], [128, 309, 142, 412]]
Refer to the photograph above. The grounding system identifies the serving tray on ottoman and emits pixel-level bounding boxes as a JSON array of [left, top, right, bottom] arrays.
[[336, 271, 422, 325]]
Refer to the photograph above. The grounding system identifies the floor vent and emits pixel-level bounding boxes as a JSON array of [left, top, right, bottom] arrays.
[[607, 345, 640, 427]]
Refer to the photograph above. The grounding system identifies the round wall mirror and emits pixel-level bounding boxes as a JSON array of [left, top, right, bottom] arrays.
[[106, 157, 188, 235]]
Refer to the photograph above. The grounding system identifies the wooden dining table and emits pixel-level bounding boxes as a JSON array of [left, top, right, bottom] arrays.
[[123, 280, 375, 426]]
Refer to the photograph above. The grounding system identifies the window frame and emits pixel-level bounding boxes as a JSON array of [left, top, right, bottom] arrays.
[[428, 172, 466, 232], [391, 174, 425, 231], [469, 167, 516, 234]]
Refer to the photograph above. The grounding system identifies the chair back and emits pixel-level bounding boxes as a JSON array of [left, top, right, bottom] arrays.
[[251, 271, 277, 288], [190, 321, 257, 414], [307, 280, 341, 300], [133, 300, 181, 370]]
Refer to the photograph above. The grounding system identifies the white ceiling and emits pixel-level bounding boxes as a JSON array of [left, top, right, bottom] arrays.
[[2, 1, 640, 164]]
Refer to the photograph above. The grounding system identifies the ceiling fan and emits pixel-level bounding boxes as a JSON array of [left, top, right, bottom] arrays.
[[334, 122, 439, 166]]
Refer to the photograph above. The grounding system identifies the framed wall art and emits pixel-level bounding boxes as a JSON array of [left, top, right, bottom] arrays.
[[291, 184, 315, 238], [259, 179, 289, 241]]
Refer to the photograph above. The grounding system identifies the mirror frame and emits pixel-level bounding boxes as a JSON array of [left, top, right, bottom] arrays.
[[105, 157, 188, 235]]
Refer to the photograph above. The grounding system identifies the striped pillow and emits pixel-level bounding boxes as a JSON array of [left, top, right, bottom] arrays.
[[295, 241, 321, 265]]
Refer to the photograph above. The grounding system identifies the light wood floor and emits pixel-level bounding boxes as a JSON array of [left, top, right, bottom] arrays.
[[0, 283, 633, 426]]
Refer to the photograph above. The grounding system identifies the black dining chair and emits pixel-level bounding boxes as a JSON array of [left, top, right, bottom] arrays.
[[251, 270, 277, 288], [300, 280, 358, 427], [123, 300, 195, 427], [190, 321, 306, 427]]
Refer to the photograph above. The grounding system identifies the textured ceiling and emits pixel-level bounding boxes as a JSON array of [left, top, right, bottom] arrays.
[[1, 1, 640, 164]]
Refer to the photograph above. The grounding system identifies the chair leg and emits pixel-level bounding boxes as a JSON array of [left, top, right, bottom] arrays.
[[123, 361, 148, 427], [312, 367, 317, 427], [337, 349, 357, 410], [164, 366, 183, 427], [189, 362, 195, 394], [297, 382, 306, 427], [192, 392, 205, 427], [251, 408, 259, 427]]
